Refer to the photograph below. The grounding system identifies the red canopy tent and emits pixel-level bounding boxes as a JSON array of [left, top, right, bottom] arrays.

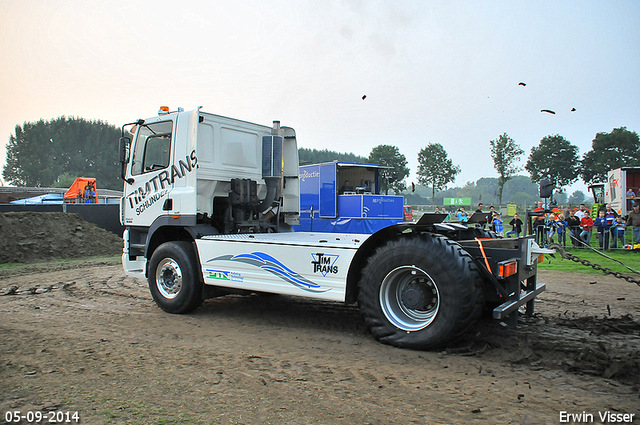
[[64, 177, 98, 204]]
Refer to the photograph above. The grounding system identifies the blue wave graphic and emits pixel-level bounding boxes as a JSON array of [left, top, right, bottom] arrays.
[[233, 252, 298, 276], [261, 265, 321, 289], [209, 252, 328, 293]]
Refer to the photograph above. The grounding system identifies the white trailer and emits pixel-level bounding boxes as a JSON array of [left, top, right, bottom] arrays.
[[605, 167, 640, 216], [118, 106, 549, 349]]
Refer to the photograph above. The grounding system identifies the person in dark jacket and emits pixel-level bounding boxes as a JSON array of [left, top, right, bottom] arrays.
[[627, 203, 640, 244], [475, 203, 486, 228], [566, 213, 582, 247], [594, 210, 610, 250], [506, 213, 523, 238], [485, 205, 496, 231], [611, 216, 626, 248], [554, 214, 568, 246]]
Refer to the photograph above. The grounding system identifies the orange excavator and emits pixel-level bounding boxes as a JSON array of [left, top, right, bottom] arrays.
[[63, 177, 98, 204]]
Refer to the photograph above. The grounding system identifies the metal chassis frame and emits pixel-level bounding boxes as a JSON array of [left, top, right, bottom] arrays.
[[458, 236, 545, 327]]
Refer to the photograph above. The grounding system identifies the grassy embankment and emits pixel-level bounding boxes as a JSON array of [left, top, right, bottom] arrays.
[[538, 244, 640, 276]]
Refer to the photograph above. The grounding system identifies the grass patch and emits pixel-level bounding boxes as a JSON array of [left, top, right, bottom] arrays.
[[86, 396, 208, 425], [538, 246, 640, 275], [0, 262, 25, 269]]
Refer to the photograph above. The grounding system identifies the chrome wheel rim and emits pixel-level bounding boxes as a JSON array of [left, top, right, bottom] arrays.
[[155, 258, 183, 299], [379, 265, 440, 331]]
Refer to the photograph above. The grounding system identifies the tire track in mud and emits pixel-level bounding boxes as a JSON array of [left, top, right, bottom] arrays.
[[1, 262, 639, 423], [3, 264, 639, 387], [448, 314, 640, 386], [1, 317, 474, 423], [2, 277, 639, 424], [0, 265, 149, 300]]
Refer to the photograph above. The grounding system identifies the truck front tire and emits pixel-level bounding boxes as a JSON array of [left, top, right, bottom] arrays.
[[357, 233, 483, 349], [148, 241, 203, 314]]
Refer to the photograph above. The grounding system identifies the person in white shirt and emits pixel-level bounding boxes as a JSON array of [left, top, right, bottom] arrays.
[[574, 203, 588, 221]]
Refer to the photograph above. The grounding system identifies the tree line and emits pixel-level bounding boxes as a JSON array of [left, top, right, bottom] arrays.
[[3, 117, 639, 198], [3, 117, 122, 189]]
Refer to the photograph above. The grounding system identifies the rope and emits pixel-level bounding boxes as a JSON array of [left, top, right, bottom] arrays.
[[474, 238, 493, 274]]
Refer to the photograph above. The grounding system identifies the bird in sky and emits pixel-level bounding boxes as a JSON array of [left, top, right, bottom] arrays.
[[571, 107, 576, 112], [362, 95, 366, 100], [518, 82, 526, 86], [541, 109, 556, 114]]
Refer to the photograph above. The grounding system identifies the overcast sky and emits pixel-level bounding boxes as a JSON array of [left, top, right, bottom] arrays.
[[1, 0, 639, 195]]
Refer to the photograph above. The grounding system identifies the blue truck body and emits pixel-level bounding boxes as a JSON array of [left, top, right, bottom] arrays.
[[292, 161, 404, 233]]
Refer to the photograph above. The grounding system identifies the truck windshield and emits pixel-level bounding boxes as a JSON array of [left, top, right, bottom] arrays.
[[131, 121, 173, 176]]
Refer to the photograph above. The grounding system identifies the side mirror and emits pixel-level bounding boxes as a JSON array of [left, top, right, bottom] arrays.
[[119, 137, 134, 184], [119, 137, 130, 163]]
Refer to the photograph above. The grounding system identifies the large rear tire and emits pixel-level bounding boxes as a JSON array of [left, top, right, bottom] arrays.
[[148, 241, 203, 314], [357, 233, 483, 349]]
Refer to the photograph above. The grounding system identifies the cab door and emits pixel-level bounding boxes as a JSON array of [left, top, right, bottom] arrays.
[[122, 120, 174, 227]]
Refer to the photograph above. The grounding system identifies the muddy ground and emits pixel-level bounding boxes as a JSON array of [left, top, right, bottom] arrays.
[[1, 213, 639, 424]]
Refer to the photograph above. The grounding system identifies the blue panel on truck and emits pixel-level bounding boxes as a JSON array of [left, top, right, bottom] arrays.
[[336, 195, 403, 219], [299, 164, 320, 215], [293, 161, 404, 233], [337, 195, 364, 218], [363, 195, 403, 219], [316, 216, 401, 233], [293, 213, 402, 233], [319, 163, 337, 218]]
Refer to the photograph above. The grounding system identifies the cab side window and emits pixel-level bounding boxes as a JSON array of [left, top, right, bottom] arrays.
[[131, 121, 173, 176]]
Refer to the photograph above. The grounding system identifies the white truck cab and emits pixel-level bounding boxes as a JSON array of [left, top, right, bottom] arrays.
[[118, 107, 548, 350]]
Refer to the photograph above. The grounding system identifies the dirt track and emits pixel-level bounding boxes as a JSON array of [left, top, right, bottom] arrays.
[[1, 257, 639, 425]]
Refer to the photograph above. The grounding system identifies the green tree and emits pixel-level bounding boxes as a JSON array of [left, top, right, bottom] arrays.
[[3, 117, 122, 189], [298, 147, 368, 165], [568, 190, 585, 204], [554, 191, 568, 204], [473, 177, 498, 205], [580, 127, 640, 184], [489, 133, 524, 205], [525, 135, 579, 201], [502, 176, 540, 204], [368, 145, 410, 194], [433, 175, 539, 206], [416, 143, 460, 201], [510, 191, 535, 208], [51, 172, 78, 188]]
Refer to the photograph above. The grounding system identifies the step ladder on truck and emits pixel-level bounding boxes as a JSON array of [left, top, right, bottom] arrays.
[[118, 106, 552, 349]]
